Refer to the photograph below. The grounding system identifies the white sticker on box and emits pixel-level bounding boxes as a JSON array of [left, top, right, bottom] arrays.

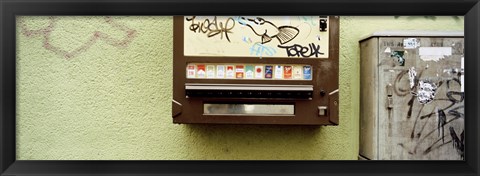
[[403, 38, 420, 49], [384, 47, 391, 53], [419, 47, 452, 62]]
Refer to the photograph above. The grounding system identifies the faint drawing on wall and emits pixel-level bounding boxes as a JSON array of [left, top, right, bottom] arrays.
[[18, 16, 137, 59]]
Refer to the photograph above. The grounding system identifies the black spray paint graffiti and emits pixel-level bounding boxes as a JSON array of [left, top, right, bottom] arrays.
[[392, 67, 465, 159], [237, 17, 299, 45], [277, 43, 324, 58], [185, 16, 326, 58], [449, 126, 465, 158], [436, 107, 447, 143], [186, 16, 235, 42]]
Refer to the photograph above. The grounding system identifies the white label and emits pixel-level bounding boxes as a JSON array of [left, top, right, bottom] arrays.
[[403, 38, 420, 49], [384, 47, 391, 53], [419, 47, 452, 62]]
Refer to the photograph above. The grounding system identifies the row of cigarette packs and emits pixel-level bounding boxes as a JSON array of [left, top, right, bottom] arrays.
[[186, 64, 312, 80]]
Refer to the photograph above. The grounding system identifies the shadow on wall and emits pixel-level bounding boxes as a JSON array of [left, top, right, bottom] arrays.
[[181, 124, 324, 160]]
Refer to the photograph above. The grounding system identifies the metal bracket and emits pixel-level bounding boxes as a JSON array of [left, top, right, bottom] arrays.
[[328, 89, 339, 125], [172, 100, 183, 118]]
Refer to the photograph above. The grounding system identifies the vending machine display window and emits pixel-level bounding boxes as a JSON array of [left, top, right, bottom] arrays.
[[172, 16, 339, 125]]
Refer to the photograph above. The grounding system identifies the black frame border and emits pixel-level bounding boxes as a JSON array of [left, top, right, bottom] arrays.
[[1, 0, 479, 176]]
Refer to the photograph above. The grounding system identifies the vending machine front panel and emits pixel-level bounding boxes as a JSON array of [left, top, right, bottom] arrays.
[[173, 16, 339, 125]]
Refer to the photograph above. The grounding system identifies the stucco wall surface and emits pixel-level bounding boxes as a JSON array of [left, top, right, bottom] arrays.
[[16, 16, 463, 160]]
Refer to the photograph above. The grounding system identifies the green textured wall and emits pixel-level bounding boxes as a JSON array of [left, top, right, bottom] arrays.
[[16, 16, 463, 160]]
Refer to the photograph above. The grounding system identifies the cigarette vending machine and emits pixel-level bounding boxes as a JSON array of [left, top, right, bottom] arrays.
[[172, 16, 339, 125]]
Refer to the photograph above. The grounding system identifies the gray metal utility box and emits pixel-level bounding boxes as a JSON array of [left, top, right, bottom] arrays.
[[359, 31, 464, 160]]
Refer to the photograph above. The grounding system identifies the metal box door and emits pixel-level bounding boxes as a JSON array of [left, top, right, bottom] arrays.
[[360, 34, 464, 160]]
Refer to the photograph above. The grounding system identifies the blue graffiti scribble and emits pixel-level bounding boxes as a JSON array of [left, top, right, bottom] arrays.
[[236, 16, 248, 26], [300, 16, 317, 26], [242, 36, 252, 43], [249, 43, 276, 57]]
